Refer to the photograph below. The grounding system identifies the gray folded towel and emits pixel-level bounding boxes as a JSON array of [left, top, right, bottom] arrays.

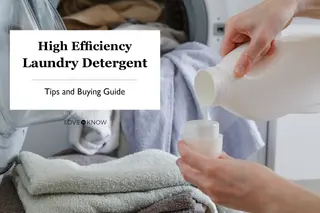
[[0, 152, 117, 213], [138, 192, 207, 213], [13, 149, 217, 213], [0, 176, 24, 213]]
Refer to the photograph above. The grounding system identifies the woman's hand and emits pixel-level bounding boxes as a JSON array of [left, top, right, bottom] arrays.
[[221, 0, 300, 77], [176, 140, 298, 213]]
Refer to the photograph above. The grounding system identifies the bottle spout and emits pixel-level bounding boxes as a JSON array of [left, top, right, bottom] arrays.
[[195, 66, 234, 107], [194, 69, 219, 107]]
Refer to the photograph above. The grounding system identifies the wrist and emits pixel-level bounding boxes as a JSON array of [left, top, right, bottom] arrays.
[[266, 180, 320, 213], [262, 178, 302, 213], [247, 175, 285, 213], [262, 181, 286, 213]]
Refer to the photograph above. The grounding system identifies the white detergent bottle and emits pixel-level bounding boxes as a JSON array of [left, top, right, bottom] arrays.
[[194, 34, 320, 121]]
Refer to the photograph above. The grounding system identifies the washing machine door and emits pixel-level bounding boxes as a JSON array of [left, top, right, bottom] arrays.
[[0, 0, 72, 135], [49, 0, 210, 45], [183, 0, 208, 45]]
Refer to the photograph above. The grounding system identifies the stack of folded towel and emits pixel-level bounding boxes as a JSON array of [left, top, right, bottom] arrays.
[[13, 149, 220, 213]]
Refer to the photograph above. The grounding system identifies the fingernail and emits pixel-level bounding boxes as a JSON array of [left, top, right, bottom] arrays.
[[178, 146, 186, 156], [234, 65, 245, 78], [176, 158, 186, 169], [176, 158, 182, 166]]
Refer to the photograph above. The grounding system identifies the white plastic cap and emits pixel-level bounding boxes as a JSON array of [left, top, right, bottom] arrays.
[[181, 120, 223, 158], [182, 120, 219, 142], [210, 134, 223, 158]]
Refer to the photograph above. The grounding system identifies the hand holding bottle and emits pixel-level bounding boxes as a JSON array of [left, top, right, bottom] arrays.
[[220, 0, 299, 77]]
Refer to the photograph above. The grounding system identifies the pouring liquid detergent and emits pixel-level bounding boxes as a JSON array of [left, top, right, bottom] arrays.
[[194, 33, 320, 121], [181, 33, 320, 157]]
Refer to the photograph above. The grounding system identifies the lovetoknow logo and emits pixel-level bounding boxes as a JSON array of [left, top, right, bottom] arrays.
[[64, 119, 108, 125]]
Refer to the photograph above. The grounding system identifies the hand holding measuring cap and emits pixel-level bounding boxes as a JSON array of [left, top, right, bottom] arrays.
[[176, 140, 309, 213]]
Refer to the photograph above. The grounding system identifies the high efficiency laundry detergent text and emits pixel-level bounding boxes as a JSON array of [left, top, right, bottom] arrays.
[[22, 41, 148, 71]]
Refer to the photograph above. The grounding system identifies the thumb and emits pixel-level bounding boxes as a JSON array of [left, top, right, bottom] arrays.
[[234, 35, 271, 78]]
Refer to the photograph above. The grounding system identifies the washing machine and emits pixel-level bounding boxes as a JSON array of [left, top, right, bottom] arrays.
[[47, 0, 263, 50], [181, 0, 264, 50]]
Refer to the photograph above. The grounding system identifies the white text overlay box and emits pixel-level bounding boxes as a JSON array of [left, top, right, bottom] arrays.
[[10, 30, 160, 110]]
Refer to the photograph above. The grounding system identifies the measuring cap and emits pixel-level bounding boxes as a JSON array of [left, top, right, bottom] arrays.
[[182, 120, 219, 141]]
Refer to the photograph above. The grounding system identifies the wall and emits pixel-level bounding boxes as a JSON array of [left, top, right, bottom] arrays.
[[293, 17, 320, 25], [226, 0, 263, 16], [269, 18, 320, 180], [271, 114, 320, 180]]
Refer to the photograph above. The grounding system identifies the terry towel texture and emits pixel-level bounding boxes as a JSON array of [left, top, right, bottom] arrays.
[[0, 153, 209, 213], [138, 192, 207, 213], [120, 42, 265, 159], [53, 150, 207, 213], [13, 149, 217, 213], [51, 148, 116, 164], [0, 153, 115, 213], [68, 110, 120, 155]]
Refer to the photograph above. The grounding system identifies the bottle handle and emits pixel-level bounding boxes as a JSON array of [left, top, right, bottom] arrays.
[[243, 41, 281, 80]]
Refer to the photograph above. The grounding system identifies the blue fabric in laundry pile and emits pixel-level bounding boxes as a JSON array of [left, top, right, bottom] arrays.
[[120, 42, 265, 159]]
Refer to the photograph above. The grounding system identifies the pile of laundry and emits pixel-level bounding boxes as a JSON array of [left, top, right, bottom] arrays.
[[58, 0, 164, 30], [56, 0, 188, 55], [5, 149, 221, 213]]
